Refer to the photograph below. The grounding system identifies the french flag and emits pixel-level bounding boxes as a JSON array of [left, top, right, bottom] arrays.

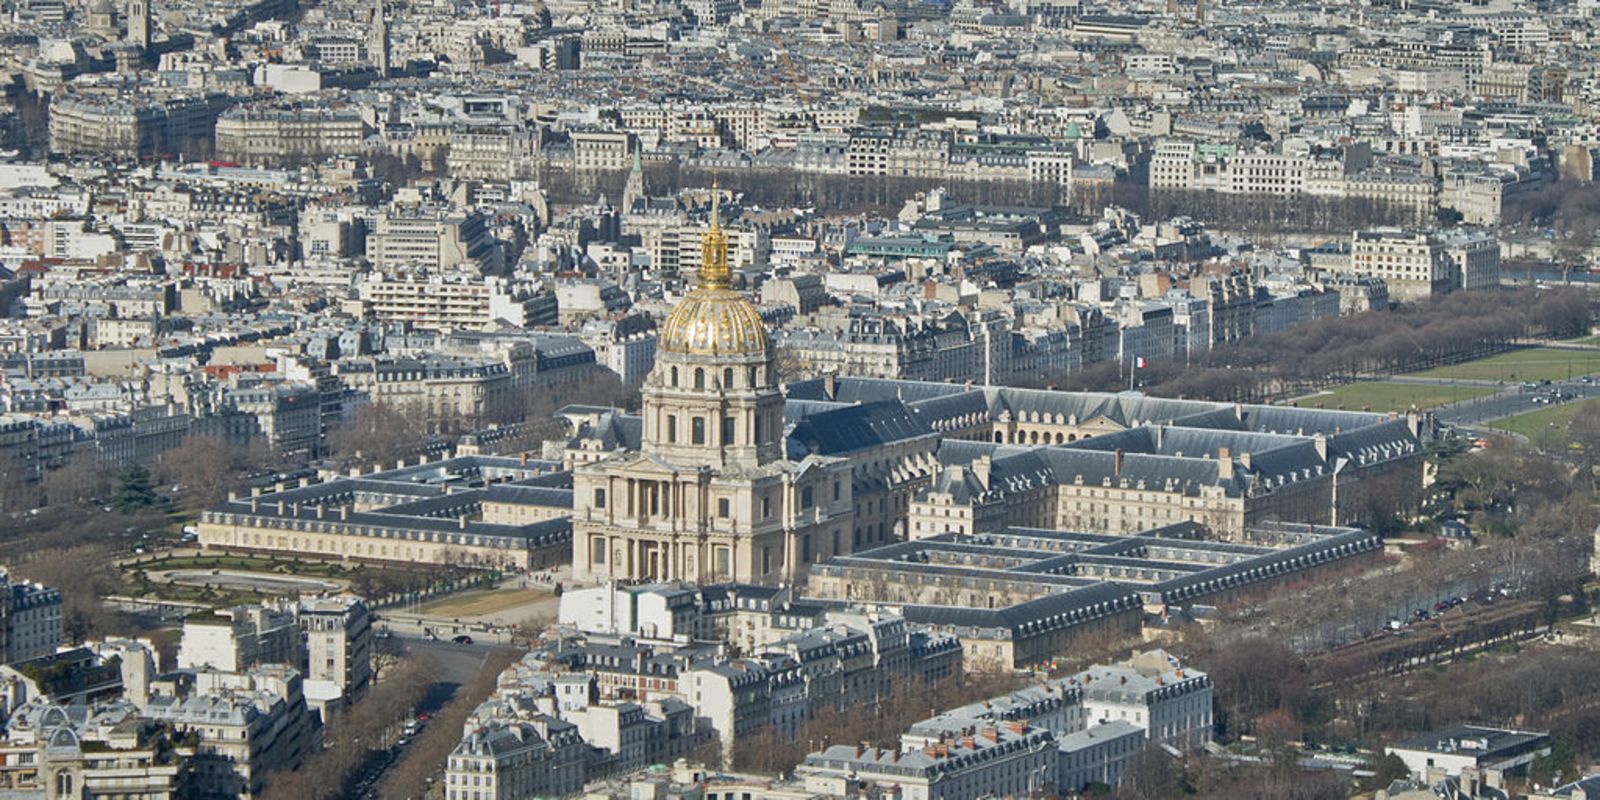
[[1135, 356, 1147, 369]]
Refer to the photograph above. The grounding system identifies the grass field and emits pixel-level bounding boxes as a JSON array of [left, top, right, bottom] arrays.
[[1297, 382, 1497, 413], [1490, 398, 1600, 439], [1410, 348, 1600, 384]]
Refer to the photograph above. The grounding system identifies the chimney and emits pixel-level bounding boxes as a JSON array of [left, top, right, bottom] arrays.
[[961, 735, 975, 749], [459, 515, 469, 529], [250, 498, 259, 513], [1154, 425, 1164, 450], [824, 371, 837, 400], [1217, 447, 1233, 480], [855, 742, 867, 757], [520, 452, 529, 466], [1239, 451, 1252, 471], [228, 491, 237, 502], [251, 487, 262, 497], [972, 455, 992, 487], [340, 506, 349, 520], [1113, 448, 1123, 475], [277, 501, 286, 514], [317, 505, 325, 519], [1312, 433, 1327, 460]]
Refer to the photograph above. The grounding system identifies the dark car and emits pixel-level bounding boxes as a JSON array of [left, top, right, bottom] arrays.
[[452, 635, 474, 645]]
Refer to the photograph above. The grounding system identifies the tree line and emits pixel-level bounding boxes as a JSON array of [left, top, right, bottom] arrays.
[[1043, 287, 1592, 402]]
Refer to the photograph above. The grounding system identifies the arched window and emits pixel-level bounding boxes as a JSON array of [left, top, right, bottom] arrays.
[[694, 368, 705, 389], [748, 366, 758, 386], [667, 415, 678, 443], [692, 417, 706, 445], [724, 367, 734, 388], [670, 366, 678, 387], [721, 416, 735, 445]]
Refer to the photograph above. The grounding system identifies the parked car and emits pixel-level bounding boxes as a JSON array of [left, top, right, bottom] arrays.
[[452, 634, 474, 645]]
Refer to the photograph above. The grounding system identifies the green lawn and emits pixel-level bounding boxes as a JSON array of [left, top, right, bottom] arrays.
[[1568, 335, 1600, 346], [1490, 398, 1600, 439], [1410, 348, 1600, 384], [1298, 382, 1497, 413]]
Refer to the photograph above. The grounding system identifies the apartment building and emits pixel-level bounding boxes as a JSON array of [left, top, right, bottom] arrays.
[[2, 576, 62, 665], [358, 273, 556, 330], [213, 106, 368, 166], [364, 210, 502, 272], [1346, 228, 1498, 301]]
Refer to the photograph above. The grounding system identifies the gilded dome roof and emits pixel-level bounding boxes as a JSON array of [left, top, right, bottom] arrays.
[[656, 181, 770, 357], [659, 288, 771, 356]]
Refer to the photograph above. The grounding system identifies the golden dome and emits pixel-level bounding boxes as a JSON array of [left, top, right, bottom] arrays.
[[659, 288, 772, 356], [657, 182, 771, 357]]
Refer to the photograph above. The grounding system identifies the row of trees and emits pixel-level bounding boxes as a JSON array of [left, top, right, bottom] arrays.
[[1044, 287, 1592, 402], [541, 163, 1428, 237], [323, 367, 635, 471], [375, 646, 522, 799], [260, 657, 433, 800], [1168, 423, 1600, 785]]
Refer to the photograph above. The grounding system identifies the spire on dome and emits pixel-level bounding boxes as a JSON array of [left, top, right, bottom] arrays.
[[699, 180, 730, 290]]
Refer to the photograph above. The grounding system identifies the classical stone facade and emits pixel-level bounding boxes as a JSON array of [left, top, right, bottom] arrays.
[[572, 193, 854, 585]]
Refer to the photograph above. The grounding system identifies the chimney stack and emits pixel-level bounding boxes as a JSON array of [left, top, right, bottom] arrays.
[[1113, 448, 1123, 475], [1217, 447, 1233, 480], [972, 455, 992, 487]]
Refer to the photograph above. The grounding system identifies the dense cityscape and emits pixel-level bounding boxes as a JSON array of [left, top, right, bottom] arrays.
[[0, 0, 1598, 797]]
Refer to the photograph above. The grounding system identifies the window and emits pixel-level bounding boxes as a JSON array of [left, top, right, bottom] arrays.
[[724, 367, 734, 388], [762, 496, 772, 518], [667, 415, 677, 443], [802, 535, 812, 562], [692, 417, 706, 445], [716, 546, 731, 576], [591, 537, 607, 564], [670, 366, 678, 387], [832, 529, 840, 555], [722, 416, 735, 446], [593, 488, 606, 508], [832, 481, 840, 501], [801, 486, 814, 509], [761, 546, 771, 575], [748, 366, 758, 386], [695, 368, 705, 389], [718, 498, 731, 517]]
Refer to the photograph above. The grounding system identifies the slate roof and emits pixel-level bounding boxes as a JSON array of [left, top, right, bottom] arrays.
[[787, 400, 934, 457]]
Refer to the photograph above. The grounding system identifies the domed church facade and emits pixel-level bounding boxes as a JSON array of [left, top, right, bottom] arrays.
[[571, 189, 855, 586]]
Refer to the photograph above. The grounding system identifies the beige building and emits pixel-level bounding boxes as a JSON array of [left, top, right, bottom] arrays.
[[572, 195, 855, 585], [197, 456, 574, 571], [1345, 228, 1497, 301], [213, 106, 368, 166], [572, 131, 633, 170]]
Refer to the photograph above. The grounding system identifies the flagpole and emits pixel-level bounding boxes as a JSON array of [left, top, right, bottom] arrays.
[[1129, 355, 1135, 393]]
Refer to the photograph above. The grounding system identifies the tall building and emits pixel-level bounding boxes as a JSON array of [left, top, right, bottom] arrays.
[[126, 0, 150, 49], [368, 0, 390, 77], [572, 188, 855, 585]]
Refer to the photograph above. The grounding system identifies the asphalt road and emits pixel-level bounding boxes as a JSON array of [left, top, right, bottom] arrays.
[[1432, 378, 1600, 429], [345, 631, 505, 799]]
